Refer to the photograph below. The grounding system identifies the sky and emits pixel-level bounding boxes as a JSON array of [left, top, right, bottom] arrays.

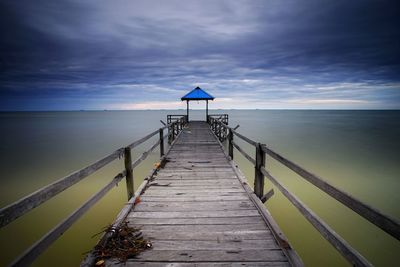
[[1, 0, 399, 110]]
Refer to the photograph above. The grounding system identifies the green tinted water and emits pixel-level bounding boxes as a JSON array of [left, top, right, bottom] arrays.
[[0, 110, 399, 266]]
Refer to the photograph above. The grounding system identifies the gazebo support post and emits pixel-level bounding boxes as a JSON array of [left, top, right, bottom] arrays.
[[206, 100, 209, 122], [186, 100, 189, 122]]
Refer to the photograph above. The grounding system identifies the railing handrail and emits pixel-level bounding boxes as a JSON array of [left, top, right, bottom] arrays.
[[208, 116, 400, 267], [0, 118, 181, 229], [1, 115, 187, 266], [262, 144, 400, 240]]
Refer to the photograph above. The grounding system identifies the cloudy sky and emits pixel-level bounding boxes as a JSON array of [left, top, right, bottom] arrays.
[[1, 0, 399, 110]]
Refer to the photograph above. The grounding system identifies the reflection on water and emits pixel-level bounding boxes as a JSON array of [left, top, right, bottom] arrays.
[[0, 110, 399, 266]]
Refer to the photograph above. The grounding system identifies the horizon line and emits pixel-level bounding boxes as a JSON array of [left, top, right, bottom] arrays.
[[1, 108, 399, 112]]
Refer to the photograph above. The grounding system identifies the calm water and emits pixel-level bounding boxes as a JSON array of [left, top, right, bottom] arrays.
[[0, 110, 399, 266]]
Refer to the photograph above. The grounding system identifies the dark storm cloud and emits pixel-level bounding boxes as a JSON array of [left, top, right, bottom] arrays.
[[1, 0, 399, 110]]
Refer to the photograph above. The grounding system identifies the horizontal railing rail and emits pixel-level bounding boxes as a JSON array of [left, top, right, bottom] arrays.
[[167, 114, 188, 124], [207, 116, 400, 267], [1, 115, 187, 267]]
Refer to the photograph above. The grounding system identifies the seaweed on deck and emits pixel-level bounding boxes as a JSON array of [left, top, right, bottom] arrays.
[[92, 222, 152, 265]]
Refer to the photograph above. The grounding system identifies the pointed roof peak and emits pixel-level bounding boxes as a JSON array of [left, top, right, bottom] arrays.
[[181, 87, 214, 101]]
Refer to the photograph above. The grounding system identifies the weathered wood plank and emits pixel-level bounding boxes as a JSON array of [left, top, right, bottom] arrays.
[[147, 184, 243, 190], [140, 230, 272, 241], [147, 240, 279, 250], [107, 262, 290, 267], [140, 195, 249, 202], [144, 192, 247, 197], [122, 249, 287, 262], [159, 170, 235, 174], [131, 223, 269, 232], [150, 179, 241, 185], [130, 210, 260, 219], [134, 201, 254, 212], [129, 217, 264, 225], [145, 188, 245, 194], [157, 177, 237, 182]]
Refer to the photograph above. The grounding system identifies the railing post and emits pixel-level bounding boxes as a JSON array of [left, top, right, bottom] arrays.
[[254, 143, 265, 198], [168, 124, 172, 144], [228, 128, 233, 159], [159, 128, 164, 157], [171, 122, 175, 141], [124, 147, 134, 200], [218, 123, 221, 141]]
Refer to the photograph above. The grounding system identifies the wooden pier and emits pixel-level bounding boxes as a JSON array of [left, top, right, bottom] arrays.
[[1, 111, 399, 266], [111, 121, 300, 266]]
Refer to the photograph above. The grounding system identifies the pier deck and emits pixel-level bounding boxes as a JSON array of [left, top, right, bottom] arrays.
[[109, 121, 293, 266]]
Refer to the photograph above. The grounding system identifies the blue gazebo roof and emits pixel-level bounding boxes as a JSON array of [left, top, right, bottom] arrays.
[[181, 87, 215, 101]]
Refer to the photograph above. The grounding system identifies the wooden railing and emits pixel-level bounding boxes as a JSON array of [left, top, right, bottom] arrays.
[[167, 115, 187, 144], [0, 116, 187, 267], [208, 114, 229, 141], [208, 116, 400, 267]]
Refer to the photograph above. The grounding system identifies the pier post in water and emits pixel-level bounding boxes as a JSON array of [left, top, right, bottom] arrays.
[[228, 128, 234, 159], [254, 142, 265, 198], [124, 147, 134, 200], [159, 128, 164, 157]]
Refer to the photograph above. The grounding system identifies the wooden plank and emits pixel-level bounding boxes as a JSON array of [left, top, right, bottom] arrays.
[[122, 249, 287, 262], [129, 217, 264, 225], [147, 240, 279, 250], [140, 195, 249, 202], [150, 179, 240, 185], [155, 175, 237, 180], [134, 202, 254, 212], [132, 223, 269, 232], [107, 262, 290, 267], [144, 192, 247, 197], [167, 161, 230, 165], [140, 230, 272, 241], [157, 171, 235, 174], [165, 167, 234, 170], [167, 156, 228, 160], [147, 184, 243, 190], [145, 188, 245, 194], [130, 210, 260, 219]]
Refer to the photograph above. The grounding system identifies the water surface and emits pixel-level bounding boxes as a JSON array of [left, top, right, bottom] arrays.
[[0, 110, 399, 266]]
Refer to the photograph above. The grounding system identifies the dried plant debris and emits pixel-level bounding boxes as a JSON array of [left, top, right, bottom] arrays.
[[93, 222, 152, 265]]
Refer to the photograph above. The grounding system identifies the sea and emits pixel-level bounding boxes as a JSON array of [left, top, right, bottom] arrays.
[[0, 110, 399, 266]]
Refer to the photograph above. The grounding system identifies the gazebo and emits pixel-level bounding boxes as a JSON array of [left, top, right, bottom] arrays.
[[181, 87, 214, 121]]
